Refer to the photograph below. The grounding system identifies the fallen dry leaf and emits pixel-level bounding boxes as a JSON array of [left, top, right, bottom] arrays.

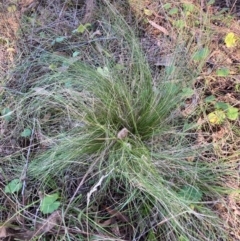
[[0, 226, 8, 238], [34, 210, 61, 236], [99, 218, 113, 227], [105, 206, 129, 223]]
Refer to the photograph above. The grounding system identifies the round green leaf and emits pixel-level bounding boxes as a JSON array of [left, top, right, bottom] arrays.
[[174, 20, 185, 29], [72, 51, 80, 57], [181, 87, 194, 98], [1, 107, 12, 121], [20, 128, 32, 137], [204, 95, 216, 103], [40, 193, 61, 214], [55, 36, 66, 43], [208, 110, 226, 124], [168, 7, 178, 15], [183, 3, 195, 12], [216, 67, 230, 77], [5, 179, 22, 194], [227, 106, 238, 120], [163, 3, 171, 10], [214, 102, 229, 110]]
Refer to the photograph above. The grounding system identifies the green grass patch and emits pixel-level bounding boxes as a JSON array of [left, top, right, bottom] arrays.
[[0, 1, 239, 240]]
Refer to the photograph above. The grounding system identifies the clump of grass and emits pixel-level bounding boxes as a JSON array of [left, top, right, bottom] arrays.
[[2, 1, 238, 240]]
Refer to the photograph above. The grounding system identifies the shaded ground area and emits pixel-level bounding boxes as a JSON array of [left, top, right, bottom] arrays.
[[214, 0, 240, 17]]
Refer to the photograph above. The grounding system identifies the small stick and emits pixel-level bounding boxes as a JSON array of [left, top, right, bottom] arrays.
[[21, 119, 35, 214]]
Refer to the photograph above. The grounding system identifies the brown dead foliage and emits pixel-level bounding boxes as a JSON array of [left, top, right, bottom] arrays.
[[0, 211, 61, 241]]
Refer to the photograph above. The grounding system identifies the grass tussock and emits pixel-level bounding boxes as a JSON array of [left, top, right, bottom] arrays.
[[1, 1, 239, 240]]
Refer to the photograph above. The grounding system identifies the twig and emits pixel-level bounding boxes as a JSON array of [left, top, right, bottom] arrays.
[[21, 119, 35, 211]]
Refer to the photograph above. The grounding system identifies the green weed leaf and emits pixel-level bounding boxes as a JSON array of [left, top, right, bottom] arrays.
[[227, 106, 238, 120], [168, 7, 178, 15], [5, 179, 22, 194], [163, 3, 171, 10], [192, 47, 209, 61], [214, 102, 229, 110], [208, 110, 226, 124], [225, 32, 237, 48], [51, 36, 67, 45], [73, 23, 91, 34], [174, 20, 185, 29], [204, 95, 216, 103], [40, 193, 60, 214], [216, 67, 230, 77], [20, 128, 32, 138], [49, 64, 57, 70], [181, 87, 194, 98], [97, 66, 110, 77], [72, 51, 80, 57], [55, 36, 66, 43], [207, 0, 215, 5], [1, 107, 12, 121], [183, 3, 195, 12], [178, 185, 202, 202]]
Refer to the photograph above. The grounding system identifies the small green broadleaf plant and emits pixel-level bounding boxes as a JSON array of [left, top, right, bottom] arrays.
[[40, 193, 61, 214], [97, 66, 110, 77], [208, 110, 226, 125], [226, 106, 238, 120], [216, 67, 230, 77], [207, 101, 239, 124], [1, 107, 12, 121], [181, 87, 194, 98], [5, 179, 22, 194], [51, 36, 67, 46], [225, 32, 237, 48], [168, 7, 178, 15], [20, 128, 32, 138], [72, 23, 91, 34], [182, 2, 195, 17], [163, 3, 171, 10], [204, 95, 216, 103]]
